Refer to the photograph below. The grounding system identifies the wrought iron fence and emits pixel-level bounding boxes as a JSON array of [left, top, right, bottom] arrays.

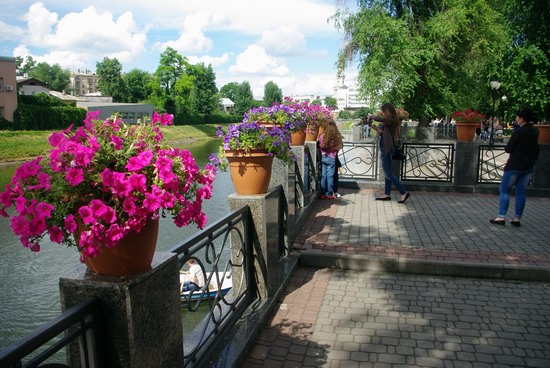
[[0, 298, 104, 368], [338, 142, 378, 180], [477, 145, 508, 184], [169, 206, 255, 368], [400, 143, 455, 182]]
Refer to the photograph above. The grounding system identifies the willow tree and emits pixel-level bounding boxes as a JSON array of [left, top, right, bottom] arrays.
[[333, 0, 510, 125]]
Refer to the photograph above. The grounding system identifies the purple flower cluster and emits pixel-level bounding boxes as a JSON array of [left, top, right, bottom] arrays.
[[0, 112, 217, 261]]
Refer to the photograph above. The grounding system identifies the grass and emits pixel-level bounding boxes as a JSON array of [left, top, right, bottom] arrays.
[[0, 124, 227, 163]]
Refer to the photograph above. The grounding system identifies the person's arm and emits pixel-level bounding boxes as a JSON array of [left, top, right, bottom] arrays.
[[505, 128, 521, 153]]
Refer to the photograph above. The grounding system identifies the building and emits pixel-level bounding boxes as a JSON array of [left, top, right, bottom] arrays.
[[0, 56, 18, 122], [17, 77, 51, 96], [220, 97, 235, 114], [76, 102, 154, 124], [70, 69, 99, 96], [333, 77, 369, 111]]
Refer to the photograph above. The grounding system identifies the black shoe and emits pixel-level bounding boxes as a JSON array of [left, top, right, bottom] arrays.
[[490, 219, 506, 226], [510, 221, 521, 227], [397, 193, 410, 204], [375, 196, 391, 201]]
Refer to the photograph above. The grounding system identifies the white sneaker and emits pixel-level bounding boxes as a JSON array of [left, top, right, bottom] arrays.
[[334, 193, 342, 198]]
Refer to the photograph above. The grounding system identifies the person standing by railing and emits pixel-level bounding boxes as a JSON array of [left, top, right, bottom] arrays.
[[319, 120, 343, 199], [490, 109, 539, 227], [368, 103, 410, 203]]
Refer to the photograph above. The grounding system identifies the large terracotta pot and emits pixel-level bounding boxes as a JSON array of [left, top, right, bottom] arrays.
[[455, 121, 478, 142], [305, 126, 319, 141], [83, 218, 159, 276], [290, 130, 306, 145], [535, 124, 550, 144], [225, 150, 274, 195]]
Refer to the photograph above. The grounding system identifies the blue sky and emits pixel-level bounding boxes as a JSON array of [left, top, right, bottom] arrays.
[[0, 0, 358, 98]]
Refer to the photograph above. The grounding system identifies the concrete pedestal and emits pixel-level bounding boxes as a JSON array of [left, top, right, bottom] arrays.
[[59, 252, 183, 368]]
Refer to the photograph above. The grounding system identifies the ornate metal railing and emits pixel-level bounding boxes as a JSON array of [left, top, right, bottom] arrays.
[[338, 142, 378, 180], [0, 298, 104, 368], [433, 125, 457, 140], [478, 145, 508, 184], [169, 206, 255, 368], [401, 143, 455, 182]]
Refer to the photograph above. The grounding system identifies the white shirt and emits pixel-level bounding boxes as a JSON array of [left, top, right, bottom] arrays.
[[189, 263, 205, 287]]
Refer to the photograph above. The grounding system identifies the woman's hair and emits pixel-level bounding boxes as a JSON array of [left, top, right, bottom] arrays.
[[321, 121, 343, 151], [381, 103, 399, 138]]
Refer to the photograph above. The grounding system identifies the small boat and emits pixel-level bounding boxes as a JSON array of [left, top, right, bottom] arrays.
[[179, 271, 232, 302]]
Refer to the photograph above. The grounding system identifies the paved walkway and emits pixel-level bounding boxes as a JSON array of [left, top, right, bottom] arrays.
[[243, 189, 550, 367]]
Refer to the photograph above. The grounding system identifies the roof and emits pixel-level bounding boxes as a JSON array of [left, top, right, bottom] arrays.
[[221, 98, 234, 106], [17, 77, 50, 89], [49, 90, 80, 101]]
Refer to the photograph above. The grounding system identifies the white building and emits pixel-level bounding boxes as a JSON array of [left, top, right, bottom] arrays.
[[333, 77, 369, 111], [70, 69, 99, 97]]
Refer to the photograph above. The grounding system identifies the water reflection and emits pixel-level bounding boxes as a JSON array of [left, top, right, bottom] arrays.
[[0, 140, 234, 350]]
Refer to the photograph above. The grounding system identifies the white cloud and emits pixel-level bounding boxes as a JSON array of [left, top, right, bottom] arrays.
[[187, 53, 231, 67], [258, 23, 307, 56], [155, 11, 229, 54], [229, 45, 288, 76], [23, 2, 58, 46], [0, 21, 25, 42]]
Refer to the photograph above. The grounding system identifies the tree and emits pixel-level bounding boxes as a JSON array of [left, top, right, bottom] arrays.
[[324, 96, 338, 109], [96, 57, 127, 102], [219, 82, 240, 102], [123, 69, 152, 103], [15, 56, 36, 77], [151, 47, 193, 114], [29, 62, 71, 92], [188, 63, 219, 114], [334, 0, 510, 126], [233, 82, 255, 116], [311, 99, 322, 106], [263, 81, 283, 106]]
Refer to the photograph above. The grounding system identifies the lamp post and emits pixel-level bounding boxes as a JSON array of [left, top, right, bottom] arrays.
[[501, 95, 508, 121], [490, 80, 501, 145]]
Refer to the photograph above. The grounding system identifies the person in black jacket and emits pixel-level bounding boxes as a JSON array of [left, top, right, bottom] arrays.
[[490, 109, 539, 227]]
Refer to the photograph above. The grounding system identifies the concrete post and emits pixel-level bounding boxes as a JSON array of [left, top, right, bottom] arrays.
[[454, 142, 479, 186], [59, 252, 183, 368], [228, 188, 281, 299]]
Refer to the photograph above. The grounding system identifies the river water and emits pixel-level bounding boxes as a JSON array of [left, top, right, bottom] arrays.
[[0, 140, 234, 350]]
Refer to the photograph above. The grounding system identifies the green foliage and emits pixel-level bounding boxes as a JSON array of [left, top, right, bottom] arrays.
[[263, 81, 283, 106], [324, 96, 338, 109], [15, 55, 36, 77], [152, 47, 193, 114], [28, 62, 71, 92], [338, 110, 353, 119], [173, 111, 241, 125], [13, 104, 86, 130], [96, 57, 127, 102], [311, 99, 322, 106], [219, 82, 240, 101], [353, 107, 375, 119], [20, 93, 66, 107], [123, 69, 152, 103], [233, 81, 255, 116], [188, 63, 219, 114]]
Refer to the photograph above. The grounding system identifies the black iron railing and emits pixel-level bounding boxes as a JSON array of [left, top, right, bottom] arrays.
[[169, 206, 255, 368], [0, 298, 104, 368], [338, 142, 378, 180], [478, 145, 508, 184], [400, 143, 455, 182]]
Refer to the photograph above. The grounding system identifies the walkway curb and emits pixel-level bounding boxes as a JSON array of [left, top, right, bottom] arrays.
[[299, 250, 550, 282]]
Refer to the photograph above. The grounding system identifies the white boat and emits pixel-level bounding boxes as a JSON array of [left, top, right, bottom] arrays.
[[179, 271, 232, 302]]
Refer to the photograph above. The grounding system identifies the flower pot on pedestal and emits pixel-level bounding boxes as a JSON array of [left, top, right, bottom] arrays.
[[225, 150, 274, 195], [456, 121, 478, 142], [290, 130, 306, 145], [305, 126, 319, 141], [82, 218, 159, 276]]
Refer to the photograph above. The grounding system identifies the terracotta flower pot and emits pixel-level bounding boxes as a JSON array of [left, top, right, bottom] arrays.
[[535, 124, 550, 144], [455, 121, 478, 142], [83, 218, 159, 276], [305, 127, 319, 141], [290, 130, 306, 146], [225, 149, 274, 195]]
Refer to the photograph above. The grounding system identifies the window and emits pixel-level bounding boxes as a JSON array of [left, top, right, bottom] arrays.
[[0, 78, 4, 91], [0, 106, 4, 119]]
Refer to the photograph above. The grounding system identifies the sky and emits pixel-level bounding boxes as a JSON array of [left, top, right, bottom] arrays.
[[0, 0, 358, 98]]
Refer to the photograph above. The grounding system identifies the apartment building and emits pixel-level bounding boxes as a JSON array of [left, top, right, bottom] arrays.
[[0, 56, 18, 122], [333, 77, 369, 111], [70, 69, 99, 96]]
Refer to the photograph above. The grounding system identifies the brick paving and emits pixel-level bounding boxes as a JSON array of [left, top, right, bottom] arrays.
[[243, 189, 550, 367]]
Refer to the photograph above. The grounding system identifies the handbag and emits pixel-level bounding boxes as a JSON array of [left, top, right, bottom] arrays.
[[392, 139, 406, 161]]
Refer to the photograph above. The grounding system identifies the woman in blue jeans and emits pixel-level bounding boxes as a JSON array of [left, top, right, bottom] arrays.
[[318, 121, 343, 199], [490, 109, 539, 227], [369, 103, 410, 203]]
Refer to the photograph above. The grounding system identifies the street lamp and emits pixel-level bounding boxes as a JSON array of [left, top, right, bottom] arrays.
[[501, 95, 508, 121], [490, 80, 501, 145]]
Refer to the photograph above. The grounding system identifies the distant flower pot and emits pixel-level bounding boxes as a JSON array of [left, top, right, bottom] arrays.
[[81, 218, 159, 276], [535, 124, 550, 144], [225, 150, 274, 195], [290, 129, 306, 145], [456, 121, 478, 142]]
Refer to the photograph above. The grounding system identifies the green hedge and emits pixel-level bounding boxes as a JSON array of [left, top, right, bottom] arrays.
[[13, 105, 86, 130]]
